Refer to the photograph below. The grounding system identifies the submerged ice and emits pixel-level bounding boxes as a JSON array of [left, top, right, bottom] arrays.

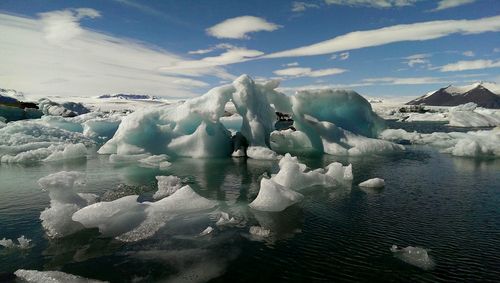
[[390, 245, 435, 270]]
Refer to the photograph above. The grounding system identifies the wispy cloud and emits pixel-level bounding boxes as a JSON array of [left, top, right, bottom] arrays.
[[264, 15, 500, 58], [362, 76, 447, 85], [439, 59, 500, 72], [324, 0, 418, 8], [112, 0, 192, 27], [431, 0, 476, 11], [206, 16, 281, 39], [284, 62, 300, 67], [292, 1, 320, 12], [187, 43, 236, 55], [403, 53, 432, 67], [462, 50, 475, 57], [0, 10, 230, 97], [273, 67, 346, 78]]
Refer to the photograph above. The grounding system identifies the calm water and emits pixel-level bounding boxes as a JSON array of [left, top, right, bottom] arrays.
[[0, 123, 499, 282]]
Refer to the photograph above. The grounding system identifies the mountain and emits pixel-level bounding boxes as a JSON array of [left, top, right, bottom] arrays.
[[97, 93, 159, 100], [407, 82, 500, 109]]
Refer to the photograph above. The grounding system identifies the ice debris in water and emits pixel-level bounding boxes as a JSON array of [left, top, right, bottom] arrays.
[[138, 154, 171, 169], [72, 185, 217, 242], [249, 178, 304, 212], [215, 212, 238, 226], [390, 245, 435, 270], [199, 226, 214, 236], [250, 153, 353, 212], [380, 127, 500, 158], [154, 175, 182, 200], [249, 226, 271, 238], [99, 75, 401, 160], [0, 235, 31, 249], [38, 171, 98, 239], [359, 178, 385, 188], [14, 269, 107, 283]]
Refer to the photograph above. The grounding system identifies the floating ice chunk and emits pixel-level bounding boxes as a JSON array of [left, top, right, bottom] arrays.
[[249, 178, 304, 212], [271, 153, 352, 190], [390, 245, 435, 270], [138, 154, 171, 169], [249, 226, 271, 237], [199, 226, 214, 236], [38, 171, 97, 238], [154, 175, 182, 200], [1, 235, 33, 249], [246, 146, 281, 160], [72, 185, 217, 242], [43, 143, 87, 162], [72, 195, 148, 238], [16, 235, 32, 249], [359, 178, 385, 188], [215, 212, 238, 226], [14, 269, 107, 283]]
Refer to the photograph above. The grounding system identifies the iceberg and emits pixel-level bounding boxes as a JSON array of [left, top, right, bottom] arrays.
[[38, 171, 98, 238], [380, 127, 500, 157], [448, 103, 500, 127], [249, 226, 271, 238], [100, 75, 400, 159], [390, 245, 435, 270], [249, 178, 304, 212], [71, 185, 217, 242]]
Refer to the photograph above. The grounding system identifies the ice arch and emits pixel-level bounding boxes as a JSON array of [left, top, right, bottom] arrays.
[[98, 75, 400, 158]]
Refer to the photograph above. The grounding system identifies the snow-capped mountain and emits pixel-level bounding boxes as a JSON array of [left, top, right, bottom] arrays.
[[97, 93, 159, 100], [407, 82, 500, 109]]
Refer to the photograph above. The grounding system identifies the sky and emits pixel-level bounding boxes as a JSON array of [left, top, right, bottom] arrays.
[[0, 0, 499, 98]]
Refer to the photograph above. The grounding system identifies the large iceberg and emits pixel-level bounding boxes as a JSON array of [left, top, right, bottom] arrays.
[[99, 75, 401, 159]]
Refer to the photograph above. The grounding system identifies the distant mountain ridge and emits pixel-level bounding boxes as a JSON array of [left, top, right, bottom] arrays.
[[98, 93, 159, 100], [407, 82, 500, 109]]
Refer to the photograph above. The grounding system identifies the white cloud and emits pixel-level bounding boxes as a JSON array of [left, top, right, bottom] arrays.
[[0, 10, 231, 98], [284, 62, 300, 66], [403, 53, 431, 67], [187, 43, 236, 55], [439, 59, 500, 72], [206, 16, 281, 39], [292, 1, 320, 12], [462, 50, 475, 57], [273, 67, 346, 77], [339, 52, 350, 60], [324, 0, 417, 8], [432, 0, 475, 11], [264, 15, 500, 58], [162, 47, 264, 70]]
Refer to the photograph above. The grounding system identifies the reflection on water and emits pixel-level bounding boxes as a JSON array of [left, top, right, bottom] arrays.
[[0, 139, 499, 282]]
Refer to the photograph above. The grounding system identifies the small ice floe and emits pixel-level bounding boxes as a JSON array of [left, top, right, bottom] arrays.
[[153, 175, 183, 200], [199, 226, 214, 236], [359, 178, 385, 189], [390, 245, 435, 270], [215, 212, 238, 226], [0, 235, 32, 249], [14, 269, 107, 283], [249, 226, 271, 238]]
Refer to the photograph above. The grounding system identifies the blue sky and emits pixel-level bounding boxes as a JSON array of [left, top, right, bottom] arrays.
[[0, 0, 499, 98]]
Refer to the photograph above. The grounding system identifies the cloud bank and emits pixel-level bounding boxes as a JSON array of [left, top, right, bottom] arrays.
[[0, 9, 230, 97]]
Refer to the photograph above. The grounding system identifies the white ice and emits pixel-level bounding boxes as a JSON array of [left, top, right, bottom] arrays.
[[71, 185, 217, 242], [14, 269, 107, 283], [100, 75, 400, 159], [249, 178, 304, 212], [38, 171, 98, 238], [359, 178, 385, 188], [390, 245, 435, 270], [0, 235, 31, 249], [153, 175, 182, 200], [380, 127, 500, 157], [249, 226, 271, 237]]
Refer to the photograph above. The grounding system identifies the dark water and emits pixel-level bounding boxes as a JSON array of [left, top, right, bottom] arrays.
[[0, 123, 499, 282]]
